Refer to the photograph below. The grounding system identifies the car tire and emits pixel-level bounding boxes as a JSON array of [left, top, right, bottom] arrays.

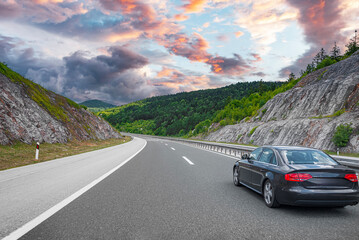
[[263, 180, 280, 208], [233, 166, 242, 187]]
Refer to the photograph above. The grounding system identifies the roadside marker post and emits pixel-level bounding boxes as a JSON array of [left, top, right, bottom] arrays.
[[35, 142, 40, 160]]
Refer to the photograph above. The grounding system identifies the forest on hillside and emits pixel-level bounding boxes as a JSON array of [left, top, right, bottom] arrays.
[[100, 81, 283, 136]]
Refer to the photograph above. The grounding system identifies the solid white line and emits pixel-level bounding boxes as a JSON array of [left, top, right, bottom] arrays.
[[171, 147, 175, 150], [182, 156, 194, 165], [3, 140, 147, 240]]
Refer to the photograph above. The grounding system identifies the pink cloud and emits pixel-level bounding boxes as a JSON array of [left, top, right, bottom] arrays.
[[0, 0, 87, 23], [183, 0, 207, 13], [280, 0, 349, 77], [153, 67, 222, 92], [174, 13, 189, 21]]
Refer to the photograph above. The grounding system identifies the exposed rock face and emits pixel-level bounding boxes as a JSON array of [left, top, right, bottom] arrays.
[[0, 73, 121, 145], [204, 51, 359, 152]]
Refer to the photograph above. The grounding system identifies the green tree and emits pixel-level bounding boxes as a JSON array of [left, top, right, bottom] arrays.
[[319, 48, 327, 61], [288, 72, 295, 82], [313, 52, 321, 68], [345, 30, 358, 56], [332, 123, 353, 148], [330, 42, 341, 61]]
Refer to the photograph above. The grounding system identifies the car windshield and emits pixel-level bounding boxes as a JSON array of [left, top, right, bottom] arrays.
[[280, 149, 338, 165]]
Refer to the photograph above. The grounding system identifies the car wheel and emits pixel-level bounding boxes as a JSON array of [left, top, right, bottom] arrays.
[[263, 180, 279, 208], [233, 166, 242, 187]]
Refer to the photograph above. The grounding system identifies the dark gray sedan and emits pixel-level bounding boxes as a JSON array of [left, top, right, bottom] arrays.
[[233, 146, 359, 208]]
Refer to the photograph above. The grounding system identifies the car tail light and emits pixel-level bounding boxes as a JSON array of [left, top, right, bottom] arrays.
[[344, 174, 358, 182], [285, 173, 312, 182]]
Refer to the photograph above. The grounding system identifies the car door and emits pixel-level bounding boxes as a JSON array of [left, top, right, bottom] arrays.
[[240, 148, 262, 188], [251, 148, 276, 192]]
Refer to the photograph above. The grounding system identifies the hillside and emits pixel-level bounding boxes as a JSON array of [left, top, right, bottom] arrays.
[[80, 99, 117, 113], [0, 63, 121, 145], [204, 51, 359, 152], [80, 100, 116, 108], [100, 81, 283, 136]]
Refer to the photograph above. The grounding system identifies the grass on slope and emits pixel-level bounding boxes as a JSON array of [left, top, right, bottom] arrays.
[[0, 137, 131, 171]]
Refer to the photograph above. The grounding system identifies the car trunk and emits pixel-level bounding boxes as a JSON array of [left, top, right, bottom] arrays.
[[289, 165, 356, 189]]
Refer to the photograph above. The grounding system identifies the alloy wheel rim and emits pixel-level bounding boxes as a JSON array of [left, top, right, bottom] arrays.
[[264, 182, 273, 204], [234, 168, 238, 184]]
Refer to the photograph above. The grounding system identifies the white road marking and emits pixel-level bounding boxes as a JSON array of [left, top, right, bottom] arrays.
[[165, 144, 168, 146], [182, 156, 194, 165], [176, 142, 240, 161], [171, 147, 175, 151], [3, 141, 147, 240]]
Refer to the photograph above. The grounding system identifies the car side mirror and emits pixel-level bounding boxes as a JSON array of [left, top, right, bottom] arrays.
[[242, 153, 249, 159]]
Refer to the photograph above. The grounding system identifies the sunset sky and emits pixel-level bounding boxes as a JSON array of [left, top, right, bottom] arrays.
[[0, 0, 358, 105]]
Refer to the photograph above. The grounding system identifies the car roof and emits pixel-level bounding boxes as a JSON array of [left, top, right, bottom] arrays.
[[262, 145, 319, 151]]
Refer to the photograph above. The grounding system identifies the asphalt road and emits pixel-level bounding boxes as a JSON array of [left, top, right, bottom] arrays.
[[0, 137, 146, 239], [4, 136, 359, 239]]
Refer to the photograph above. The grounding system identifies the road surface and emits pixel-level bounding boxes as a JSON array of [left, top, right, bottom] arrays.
[[2, 136, 359, 239]]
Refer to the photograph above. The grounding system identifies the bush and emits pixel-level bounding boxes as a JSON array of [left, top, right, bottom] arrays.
[[332, 124, 353, 148], [80, 105, 87, 110], [248, 126, 259, 136]]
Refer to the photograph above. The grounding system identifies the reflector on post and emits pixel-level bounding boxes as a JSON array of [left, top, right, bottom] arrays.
[[35, 142, 40, 160]]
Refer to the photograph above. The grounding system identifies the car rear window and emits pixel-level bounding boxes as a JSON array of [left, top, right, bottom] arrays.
[[280, 149, 338, 165]]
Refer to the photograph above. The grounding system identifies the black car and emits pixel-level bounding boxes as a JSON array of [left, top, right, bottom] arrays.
[[233, 146, 359, 208]]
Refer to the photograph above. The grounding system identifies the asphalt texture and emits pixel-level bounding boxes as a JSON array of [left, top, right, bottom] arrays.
[[0, 137, 146, 238], [15, 137, 359, 239]]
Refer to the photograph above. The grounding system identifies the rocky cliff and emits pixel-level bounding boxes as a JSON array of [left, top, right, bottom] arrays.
[[0, 64, 121, 145], [204, 51, 359, 152]]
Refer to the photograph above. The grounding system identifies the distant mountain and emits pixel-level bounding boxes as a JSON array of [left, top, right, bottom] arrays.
[[99, 81, 284, 136], [80, 100, 116, 108], [0, 63, 121, 145]]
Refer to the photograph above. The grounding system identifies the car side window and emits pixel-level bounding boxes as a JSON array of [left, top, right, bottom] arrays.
[[250, 148, 262, 161], [259, 148, 277, 165]]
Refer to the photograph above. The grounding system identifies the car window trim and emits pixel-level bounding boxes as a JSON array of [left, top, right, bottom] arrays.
[[254, 147, 279, 166]]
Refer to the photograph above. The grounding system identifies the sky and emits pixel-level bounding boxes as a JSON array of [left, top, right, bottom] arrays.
[[0, 0, 358, 105]]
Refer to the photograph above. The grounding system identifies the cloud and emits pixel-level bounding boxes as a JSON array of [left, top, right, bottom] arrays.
[[250, 53, 262, 62], [10, 0, 253, 77], [152, 67, 224, 92], [217, 34, 229, 42], [279, 0, 347, 77], [163, 32, 210, 62], [183, 0, 207, 13], [203, 22, 210, 28], [251, 72, 266, 77], [0, 0, 87, 23], [207, 54, 251, 75], [156, 67, 184, 78], [213, 16, 225, 23], [160, 32, 253, 75], [287, 0, 345, 47], [0, 1, 21, 18], [174, 13, 189, 21], [99, 0, 161, 31], [235, 31, 244, 38], [0, 34, 61, 76], [234, 0, 298, 53]]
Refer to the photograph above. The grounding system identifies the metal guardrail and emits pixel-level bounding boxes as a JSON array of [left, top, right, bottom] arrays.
[[127, 133, 359, 169]]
